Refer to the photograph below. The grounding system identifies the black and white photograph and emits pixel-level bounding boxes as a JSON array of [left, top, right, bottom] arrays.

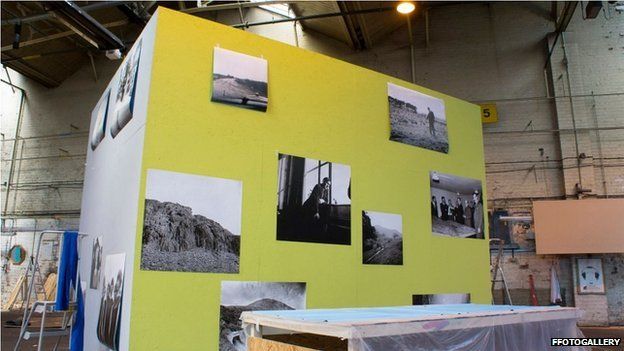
[[276, 153, 351, 245], [388, 82, 448, 153], [362, 210, 403, 265], [90, 90, 110, 150], [97, 253, 125, 351], [89, 236, 103, 289], [140, 169, 242, 273], [212, 47, 268, 112], [111, 40, 142, 138], [219, 281, 306, 351], [412, 293, 471, 305], [430, 171, 485, 239], [577, 258, 605, 294]]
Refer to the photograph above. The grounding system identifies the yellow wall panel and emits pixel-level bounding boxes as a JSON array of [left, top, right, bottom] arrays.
[[130, 8, 490, 350]]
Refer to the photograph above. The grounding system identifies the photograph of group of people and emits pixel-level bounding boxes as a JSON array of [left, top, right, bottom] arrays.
[[430, 171, 485, 239]]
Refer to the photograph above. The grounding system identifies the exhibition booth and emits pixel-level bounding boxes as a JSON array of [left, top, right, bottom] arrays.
[[77, 8, 580, 351]]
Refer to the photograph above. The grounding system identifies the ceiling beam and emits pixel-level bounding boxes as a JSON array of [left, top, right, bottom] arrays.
[[230, 6, 395, 29], [45, 1, 126, 51], [336, 1, 372, 50], [1, 20, 129, 52], [1, 52, 60, 87], [1, 1, 133, 26], [544, 1, 578, 68]]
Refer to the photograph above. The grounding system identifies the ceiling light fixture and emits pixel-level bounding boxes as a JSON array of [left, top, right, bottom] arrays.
[[397, 2, 415, 14]]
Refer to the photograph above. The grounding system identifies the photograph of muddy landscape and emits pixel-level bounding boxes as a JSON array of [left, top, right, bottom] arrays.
[[388, 82, 448, 153], [140, 169, 242, 273], [219, 281, 306, 351], [430, 171, 485, 239], [276, 153, 351, 245], [212, 47, 268, 112], [362, 210, 403, 265]]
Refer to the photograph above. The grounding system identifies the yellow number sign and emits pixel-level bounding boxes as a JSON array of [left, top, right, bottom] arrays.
[[480, 103, 498, 123]]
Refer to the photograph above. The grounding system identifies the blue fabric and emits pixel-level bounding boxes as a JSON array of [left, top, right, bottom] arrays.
[[55, 231, 78, 311], [253, 304, 563, 323], [70, 279, 84, 351]]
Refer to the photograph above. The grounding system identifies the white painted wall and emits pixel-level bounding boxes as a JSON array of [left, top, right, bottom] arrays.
[[77, 13, 157, 350]]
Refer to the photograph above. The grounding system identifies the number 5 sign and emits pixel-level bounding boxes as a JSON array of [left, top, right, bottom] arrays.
[[480, 103, 498, 123]]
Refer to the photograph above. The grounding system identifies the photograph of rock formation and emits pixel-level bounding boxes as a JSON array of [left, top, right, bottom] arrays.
[[362, 211, 403, 265], [140, 169, 242, 273], [212, 47, 268, 112], [388, 82, 448, 153], [219, 281, 306, 351]]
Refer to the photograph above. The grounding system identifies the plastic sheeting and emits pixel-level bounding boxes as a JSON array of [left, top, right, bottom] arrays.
[[356, 317, 586, 351], [245, 304, 587, 351]]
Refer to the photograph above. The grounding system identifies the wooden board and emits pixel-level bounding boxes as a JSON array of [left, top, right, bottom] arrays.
[[248, 336, 320, 351], [2, 275, 25, 311], [534, 199, 624, 254]]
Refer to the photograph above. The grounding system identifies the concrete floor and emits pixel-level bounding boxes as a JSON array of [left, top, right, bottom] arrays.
[[2, 310, 69, 351], [581, 327, 624, 351]]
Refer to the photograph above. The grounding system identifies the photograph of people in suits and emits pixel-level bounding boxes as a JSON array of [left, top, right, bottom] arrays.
[[430, 171, 485, 239]]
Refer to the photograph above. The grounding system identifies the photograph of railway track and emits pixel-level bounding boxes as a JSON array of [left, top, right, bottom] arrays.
[[212, 47, 268, 112], [362, 210, 403, 265], [388, 82, 448, 153]]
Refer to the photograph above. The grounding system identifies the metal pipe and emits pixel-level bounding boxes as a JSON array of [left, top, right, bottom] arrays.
[[484, 125, 624, 135], [1, 20, 129, 52], [293, 20, 299, 48], [1, 131, 88, 143], [183, 1, 298, 14], [1, 153, 86, 162], [498, 216, 533, 221], [543, 68, 551, 98], [470, 91, 624, 104], [1, 1, 135, 26], [591, 91, 608, 197], [425, 8, 431, 48], [543, 1, 578, 69], [3, 89, 25, 217], [406, 15, 415, 83], [2, 210, 82, 219], [231, 6, 395, 28], [561, 32, 583, 190], [1, 79, 26, 93]]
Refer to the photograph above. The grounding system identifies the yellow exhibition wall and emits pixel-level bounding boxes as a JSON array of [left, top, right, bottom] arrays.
[[130, 8, 490, 350]]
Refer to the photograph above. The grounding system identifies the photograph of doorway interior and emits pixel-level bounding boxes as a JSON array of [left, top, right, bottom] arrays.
[[276, 153, 351, 245]]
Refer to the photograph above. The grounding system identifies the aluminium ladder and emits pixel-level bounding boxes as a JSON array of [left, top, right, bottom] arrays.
[[13, 230, 88, 351], [490, 238, 513, 305]]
